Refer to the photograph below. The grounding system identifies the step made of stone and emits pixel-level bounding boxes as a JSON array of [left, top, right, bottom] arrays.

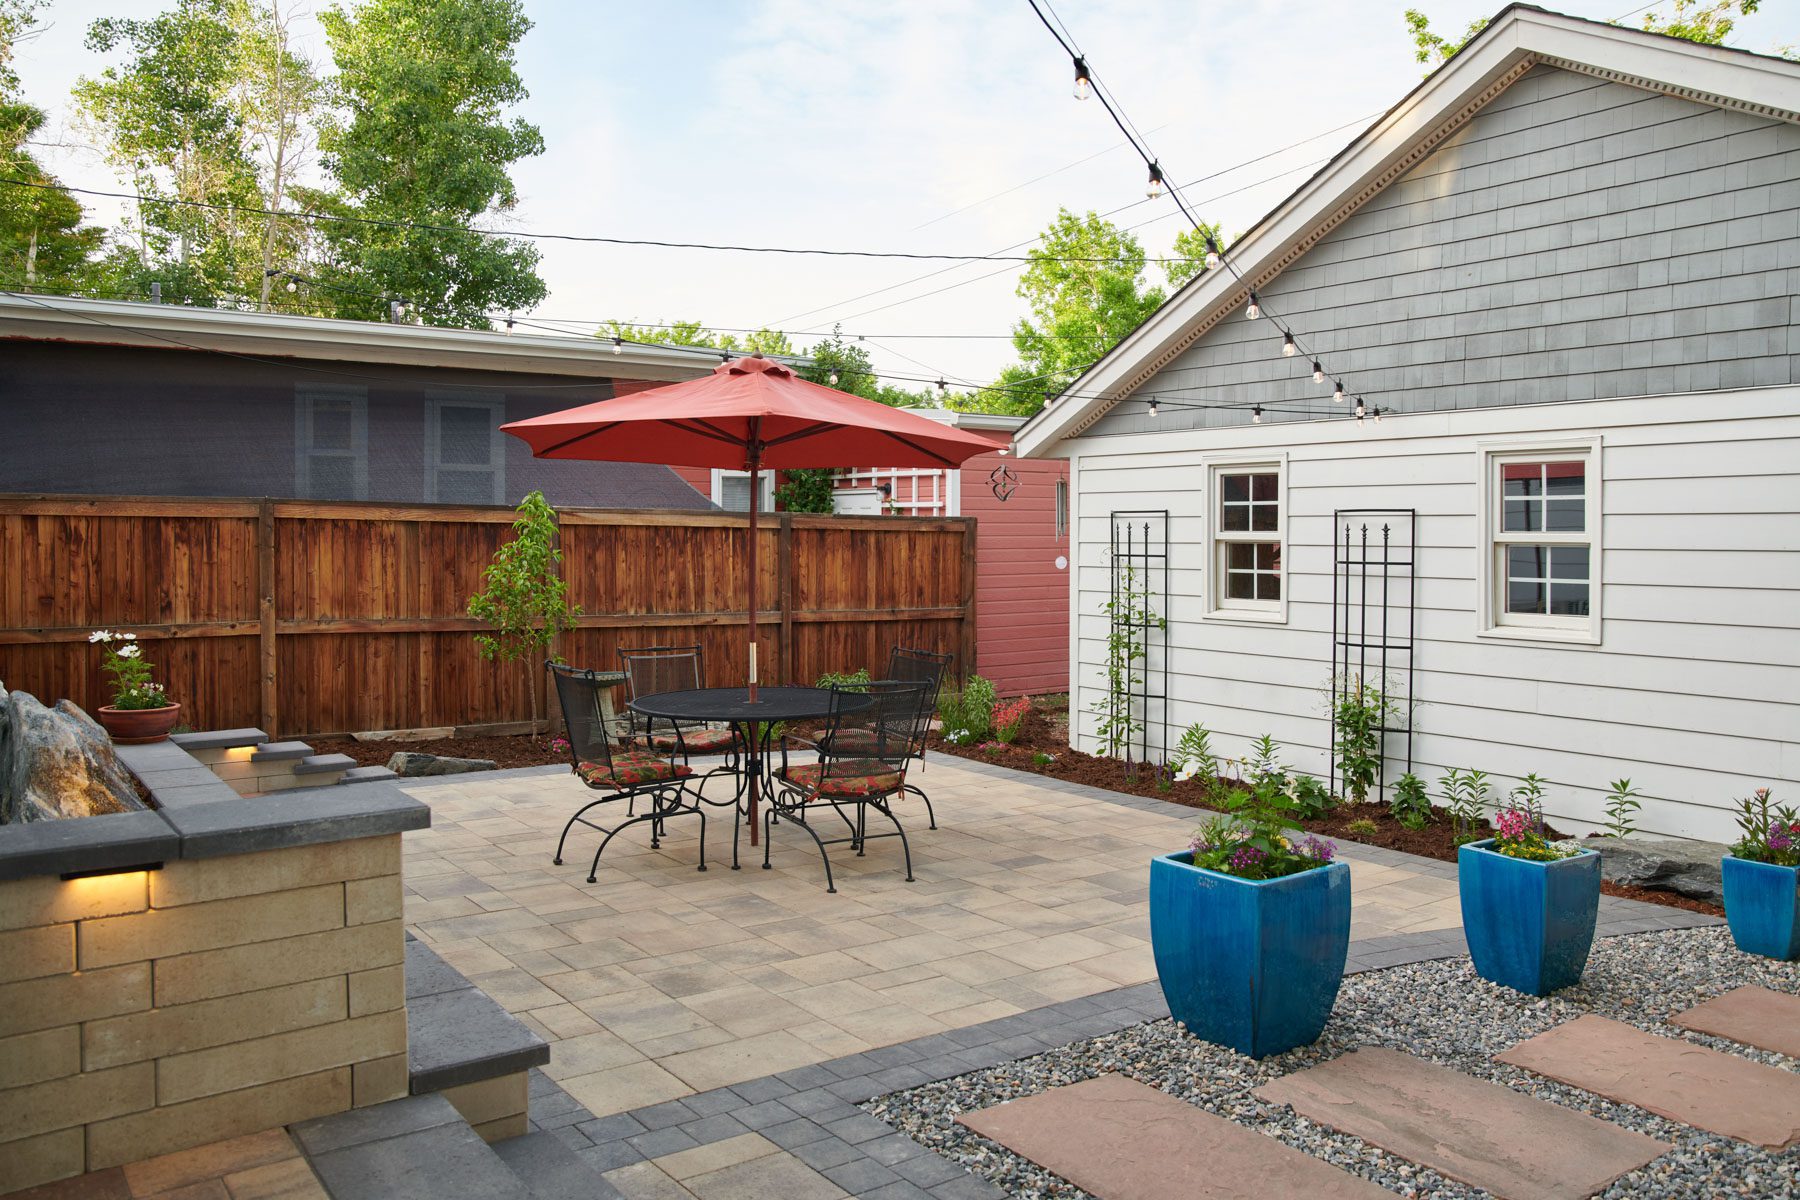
[[1496, 1014, 1800, 1150], [293, 1094, 529, 1200], [295, 753, 358, 775], [342, 766, 399, 784], [170, 727, 270, 751], [1254, 1047, 1667, 1200], [1669, 985, 1800, 1059], [251, 740, 313, 762], [492, 1131, 625, 1200], [957, 1072, 1391, 1199]]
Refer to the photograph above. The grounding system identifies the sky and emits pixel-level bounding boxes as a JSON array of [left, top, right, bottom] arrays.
[[14, 0, 1800, 389]]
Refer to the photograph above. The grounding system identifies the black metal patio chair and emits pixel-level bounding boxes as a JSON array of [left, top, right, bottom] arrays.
[[767, 680, 932, 893], [617, 644, 743, 771], [886, 646, 953, 828], [547, 662, 706, 882]]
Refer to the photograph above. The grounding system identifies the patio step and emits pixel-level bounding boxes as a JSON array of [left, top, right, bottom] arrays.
[[492, 1130, 626, 1200], [170, 727, 270, 751], [252, 739, 315, 762], [404, 937, 549, 1116], [342, 765, 400, 784], [1669, 985, 1800, 1058], [296, 752, 358, 775], [292, 1093, 529, 1200]]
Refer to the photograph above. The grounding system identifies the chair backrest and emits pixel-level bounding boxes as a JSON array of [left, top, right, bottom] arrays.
[[547, 662, 617, 772], [822, 681, 933, 775], [885, 647, 953, 753], [618, 645, 706, 732]]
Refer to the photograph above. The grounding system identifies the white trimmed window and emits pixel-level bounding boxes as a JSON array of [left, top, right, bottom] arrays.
[[1481, 442, 1600, 642], [425, 391, 506, 505], [294, 385, 367, 500], [1207, 459, 1285, 620], [712, 469, 775, 512]]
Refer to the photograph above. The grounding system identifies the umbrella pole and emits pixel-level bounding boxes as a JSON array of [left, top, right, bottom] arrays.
[[746, 433, 761, 846]]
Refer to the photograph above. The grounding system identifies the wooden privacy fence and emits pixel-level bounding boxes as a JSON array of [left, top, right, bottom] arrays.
[[0, 495, 976, 737]]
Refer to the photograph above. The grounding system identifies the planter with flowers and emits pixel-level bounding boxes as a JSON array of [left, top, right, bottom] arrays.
[[1149, 795, 1347, 1059], [1459, 804, 1597, 995], [89, 629, 180, 743], [1721, 787, 1799, 961]]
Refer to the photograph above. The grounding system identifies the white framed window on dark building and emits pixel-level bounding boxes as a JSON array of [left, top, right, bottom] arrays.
[[1478, 439, 1601, 643], [425, 391, 506, 505], [294, 385, 368, 500]]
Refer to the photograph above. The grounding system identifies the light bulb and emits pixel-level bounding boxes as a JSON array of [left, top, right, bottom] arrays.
[[1246, 292, 1260, 320], [285, 278, 297, 293], [1373, 407, 1384, 424], [1147, 398, 1158, 417], [936, 379, 947, 394], [1312, 361, 1325, 384], [1073, 56, 1091, 100], [1354, 400, 1366, 418], [1252, 406, 1263, 424], [1333, 380, 1345, 403], [828, 370, 839, 385], [1204, 240, 1221, 271], [1146, 162, 1164, 200], [612, 337, 624, 355], [1282, 332, 1296, 357]]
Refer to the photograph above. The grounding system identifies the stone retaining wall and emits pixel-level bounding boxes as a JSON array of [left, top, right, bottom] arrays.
[[0, 742, 428, 1194]]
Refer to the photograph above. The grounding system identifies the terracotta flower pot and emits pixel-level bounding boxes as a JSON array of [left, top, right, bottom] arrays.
[[97, 703, 182, 744]]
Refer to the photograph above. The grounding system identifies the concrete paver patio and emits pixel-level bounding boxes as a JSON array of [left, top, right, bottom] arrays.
[[399, 759, 1463, 1119]]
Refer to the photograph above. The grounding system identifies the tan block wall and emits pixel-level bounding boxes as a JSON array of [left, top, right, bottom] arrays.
[[185, 746, 346, 795], [0, 835, 408, 1194]]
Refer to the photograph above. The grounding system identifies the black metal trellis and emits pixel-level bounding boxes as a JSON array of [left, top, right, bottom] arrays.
[[1327, 509, 1416, 805], [1106, 511, 1169, 767]]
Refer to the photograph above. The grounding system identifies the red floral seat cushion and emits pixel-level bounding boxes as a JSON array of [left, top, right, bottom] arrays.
[[576, 751, 693, 789], [780, 757, 904, 798], [627, 727, 740, 754]]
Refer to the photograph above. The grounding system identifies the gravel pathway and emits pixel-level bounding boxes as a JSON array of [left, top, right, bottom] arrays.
[[867, 928, 1799, 1199]]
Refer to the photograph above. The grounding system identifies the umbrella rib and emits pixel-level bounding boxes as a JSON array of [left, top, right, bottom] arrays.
[[538, 422, 624, 457], [760, 422, 837, 448], [872, 428, 963, 468]]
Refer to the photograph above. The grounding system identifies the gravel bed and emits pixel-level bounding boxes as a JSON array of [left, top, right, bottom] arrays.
[[867, 928, 1799, 1199]]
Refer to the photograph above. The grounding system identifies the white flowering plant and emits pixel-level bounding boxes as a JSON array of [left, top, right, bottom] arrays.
[[89, 630, 170, 710]]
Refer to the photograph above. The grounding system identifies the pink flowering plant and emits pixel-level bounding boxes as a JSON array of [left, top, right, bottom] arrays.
[[1487, 804, 1580, 862], [1732, 787, 1799, 868], [992, 697, 1031, 744], [1186, 781, 1337, 881], [88, 630, 170, 710]]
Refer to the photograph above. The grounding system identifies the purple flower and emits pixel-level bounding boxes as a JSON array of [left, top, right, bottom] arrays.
[[1228, 846, 1267, 872], [1298, 834, 1336, 863]]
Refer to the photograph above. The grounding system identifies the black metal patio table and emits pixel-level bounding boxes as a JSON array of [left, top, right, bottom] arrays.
[[627, 686, 871, 865]]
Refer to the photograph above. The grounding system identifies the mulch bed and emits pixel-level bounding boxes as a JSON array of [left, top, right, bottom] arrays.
[[931, 702, 1726, 919]]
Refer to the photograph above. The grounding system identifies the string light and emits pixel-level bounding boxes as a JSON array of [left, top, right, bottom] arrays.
[[611, 336, 624, 355], [1147, 397, 1158, 417], [284, 278, 297, 293], [1281, 332, 1296, 358], [828, 369, 839, 385], [1312, 361, 1325, 384], [1333, 381, 1345, 403], [1146, 162, 1165, 200], [1373, 406, 1383, 424], [1245, 292, 1260, 320], [1203, 239, 1221, 271], [1354, 400, 1366, 418], [1252, 405, 1264, 424], [1072, 56, 1091, 100]]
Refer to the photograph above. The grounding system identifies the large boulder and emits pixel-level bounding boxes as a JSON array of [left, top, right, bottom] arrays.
[[1593, 836, 1728, 901], [386, 752, 498, 778], [0, 689, 146, 823]]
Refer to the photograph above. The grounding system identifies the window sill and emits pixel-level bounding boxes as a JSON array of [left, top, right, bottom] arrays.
[[1476, 624, 1601, 647], [1203, 607, 1287, 626]]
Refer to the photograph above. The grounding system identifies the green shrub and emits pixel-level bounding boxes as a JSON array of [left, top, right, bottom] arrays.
[[1390, 772, 1431, 830], [937, 674, 998, 741], [1347, 817, 1379, 837]]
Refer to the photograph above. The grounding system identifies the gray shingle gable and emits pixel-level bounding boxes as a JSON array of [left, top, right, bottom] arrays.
[[1085, 64, 1799, 438]]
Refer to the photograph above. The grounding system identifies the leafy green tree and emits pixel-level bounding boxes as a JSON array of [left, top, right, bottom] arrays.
[[598, 319, 794, 356], [230, 0, 324, 310], [467, 491, 581, 731], [315, 0, 547, 325], [76, 0, 261, 301], [1164, 221, 1226, 290], [1403, 8, 1489, 70], [1405, 2, 1791, 72]]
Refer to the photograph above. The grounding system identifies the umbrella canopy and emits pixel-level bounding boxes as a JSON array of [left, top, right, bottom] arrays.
[[502, 354, 1001, 470]]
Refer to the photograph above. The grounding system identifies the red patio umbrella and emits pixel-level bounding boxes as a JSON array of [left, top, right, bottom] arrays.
[[500, 354, 999, 702]]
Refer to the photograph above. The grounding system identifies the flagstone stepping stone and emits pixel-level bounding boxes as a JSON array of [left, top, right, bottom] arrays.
[[1254, 1047, 1667, 1200], [955, 1072, 1390, 1199], [1496, 1014, 1800, 1150], [1669, 985, 1800, 1059]]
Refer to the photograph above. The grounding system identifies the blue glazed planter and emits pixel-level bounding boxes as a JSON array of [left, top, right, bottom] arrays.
[[1721, 855, 1800, 961], [1148, 852, 1350, 1059], [1458, 839, 1599, 996]]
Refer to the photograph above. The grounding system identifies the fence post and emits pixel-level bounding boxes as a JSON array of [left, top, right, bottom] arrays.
[[257, 498, 278, 737], [776, 513, 795, 686], [959, 518, 977, 683]]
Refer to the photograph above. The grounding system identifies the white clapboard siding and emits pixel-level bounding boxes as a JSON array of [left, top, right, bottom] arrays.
[[1066, 385, 1800, 842]]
